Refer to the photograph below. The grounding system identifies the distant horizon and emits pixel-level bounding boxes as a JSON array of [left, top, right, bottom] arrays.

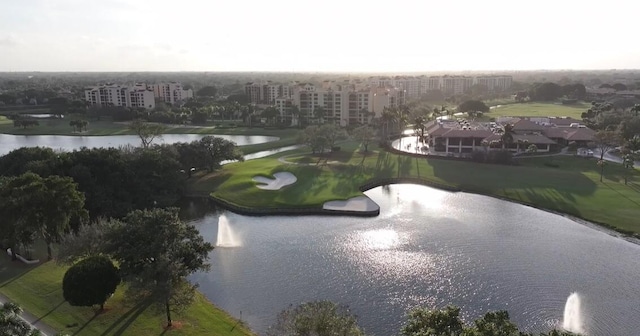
[[1, 68, 640, 74]]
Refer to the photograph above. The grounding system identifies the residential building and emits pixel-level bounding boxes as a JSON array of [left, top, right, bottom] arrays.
[[276, 82, 404, 126], [441, 76, 474, 95], [475, 75, 513, 92], [84, 84, 155, 109], [150, 82, 193, 105], [244, 81, 294, 105]]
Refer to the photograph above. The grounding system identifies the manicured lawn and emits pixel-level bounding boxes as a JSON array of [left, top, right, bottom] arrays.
[[196, 142, 640, 235], [0, 116, 11, 125], [0, 244, 253, 336], [485, 102, 590, 119]]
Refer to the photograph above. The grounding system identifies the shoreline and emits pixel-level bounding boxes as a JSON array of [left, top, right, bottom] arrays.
[[206, 176, 640, 245]]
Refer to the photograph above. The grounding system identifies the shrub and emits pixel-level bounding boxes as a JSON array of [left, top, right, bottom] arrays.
[[487, 150, 512, 165], [471, 150, 486, 163], [62, 255, 120, 310], [331, 146, 341, 152]]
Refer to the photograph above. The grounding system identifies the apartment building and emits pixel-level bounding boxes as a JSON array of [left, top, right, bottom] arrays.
[[150, 82, 193, 105], [475, 75, 513, 92], [84, 84, 155, 109], [276, 82, 404, 126], [441, 76, 474, 95], [244, 81, 293, 105]]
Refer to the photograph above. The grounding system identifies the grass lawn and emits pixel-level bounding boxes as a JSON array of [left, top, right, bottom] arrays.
[[195, 142, 640, 235], [0, 243, 253, 336], [484, 102, 590, 119]]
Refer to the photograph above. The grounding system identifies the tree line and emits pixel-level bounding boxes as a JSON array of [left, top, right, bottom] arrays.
[[266, 300, 580, 336]]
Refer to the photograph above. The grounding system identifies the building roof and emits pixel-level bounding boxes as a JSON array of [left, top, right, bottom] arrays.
[[440, 129, 493, 138], [511, 119, 545, 131], [548, 117, 583, 126], [512, 134, 556, 145], [565, 128, 596, 141], [543, 127, 595, 141]]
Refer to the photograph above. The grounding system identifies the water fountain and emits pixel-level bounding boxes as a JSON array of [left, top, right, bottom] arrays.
[[216, 214, 241, 247], [562, 292, 585, 334]]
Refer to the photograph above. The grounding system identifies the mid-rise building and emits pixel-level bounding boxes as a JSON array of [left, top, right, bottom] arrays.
[[151, 82, 193, 105], [276, 82, 404, 126], [84, 84, 155, 109], [475, 75, 513, 92]]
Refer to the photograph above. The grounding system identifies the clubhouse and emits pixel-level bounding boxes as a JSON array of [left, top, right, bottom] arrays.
[[426, 116, 595, 155]]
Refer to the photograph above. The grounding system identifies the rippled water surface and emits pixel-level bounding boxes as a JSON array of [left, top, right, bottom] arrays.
[[0, 134, 278, 155], [186, 184, 640, 335]]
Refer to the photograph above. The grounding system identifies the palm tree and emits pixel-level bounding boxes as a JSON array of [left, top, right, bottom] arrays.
[[500, 124, 516, 149], [290, 105, 300, 127], [380, 107, 397, 143], [314, 105, 326, 124], [413, 117, 427, 144]]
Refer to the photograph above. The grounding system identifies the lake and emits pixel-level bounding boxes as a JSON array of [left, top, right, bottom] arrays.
[[0, 134, 279, 156], [185, 184, 640, 336]]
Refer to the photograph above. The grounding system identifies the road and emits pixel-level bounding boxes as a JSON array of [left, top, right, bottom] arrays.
[[0, 293, 57, 336]]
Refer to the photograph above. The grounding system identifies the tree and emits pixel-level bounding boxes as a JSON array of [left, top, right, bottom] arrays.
[[197, 136, 243, 171], [106, 208, 214, 327], [13, 119, 39, 129], [413, 117, 427, 144], [500, 124, 516, 149], [593, 130, 621, 182], [612, 83, 628, 91], [128, 119, 165, 148], [401, 306, 580, 336], [290, 105, 301, 127], [267, 301, 364, 336], [0, 302, 41, 336], [62, 256, 120, 311], [631, 104, 640, 117], [314, 105, 326, 124], [57, 218, 118, 265], [196, 86, 217, 97], [39, 175, 88, 259], [298, 125, 328, 154], [261, 106, 279, 125], [529, 82, 563, 101], [352, 125, 376, 152], [320, 123, 348, 150], [457, 100, 489, 113], [401, 305, 464, 336]]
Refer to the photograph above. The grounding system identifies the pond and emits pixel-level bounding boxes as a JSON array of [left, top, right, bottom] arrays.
[[184, 184, 640, 336], [0, 134, 279, 156]]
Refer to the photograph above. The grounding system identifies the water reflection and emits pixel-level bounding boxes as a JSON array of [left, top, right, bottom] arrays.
[[183, 184, 640, 336]]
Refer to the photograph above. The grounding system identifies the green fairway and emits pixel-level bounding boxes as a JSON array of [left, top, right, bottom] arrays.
[[198, 142, 640, 235], [0, 244, 253, 336], [485, 102, 590, 119]]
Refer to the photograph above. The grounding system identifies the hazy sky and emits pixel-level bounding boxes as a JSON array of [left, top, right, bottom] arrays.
[[1, 0, 639, 72]]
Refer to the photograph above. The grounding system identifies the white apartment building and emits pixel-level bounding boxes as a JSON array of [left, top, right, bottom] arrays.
[[475, 75, 513, 92], [151, 82, 193, 105], [84, 84, 155, 109], [276, 82, 404, 126]]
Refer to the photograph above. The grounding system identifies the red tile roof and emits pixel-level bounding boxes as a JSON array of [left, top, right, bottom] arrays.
[[512, 119, 545, 131]]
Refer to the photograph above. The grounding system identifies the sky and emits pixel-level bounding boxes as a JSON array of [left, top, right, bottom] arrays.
[[1, 0, 639, 72]]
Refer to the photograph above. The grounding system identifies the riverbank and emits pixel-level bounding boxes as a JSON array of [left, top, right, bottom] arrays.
[[0, 242, 253, 336], [194, 141, 640, 235]]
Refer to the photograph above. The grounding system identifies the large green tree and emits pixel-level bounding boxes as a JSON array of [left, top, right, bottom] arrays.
[[0, 172, 87, 260], [62, 256, 121, 311], [196, 136, 243, 171], [106, 208, 214, 327], [401, 305, 580, 336], [457, 100, 490, 113]]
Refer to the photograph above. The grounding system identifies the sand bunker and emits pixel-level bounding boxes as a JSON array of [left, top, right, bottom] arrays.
[[323, 196, 380, 212], [253, 172, 297, 190]]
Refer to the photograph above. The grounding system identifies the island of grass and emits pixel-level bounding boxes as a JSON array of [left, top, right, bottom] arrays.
[[195, 141, 640, 236], [0, 242, 253, 336], [485, 102, 591, 119]]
